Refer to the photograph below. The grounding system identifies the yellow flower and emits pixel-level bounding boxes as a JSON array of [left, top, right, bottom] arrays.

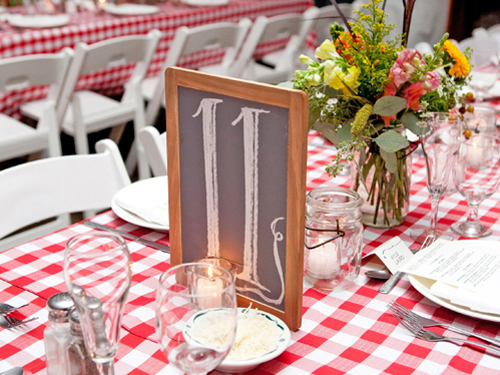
[[442, 40, 470, 78], [323, 62, 360, 95], [315, 40, 339, 61]]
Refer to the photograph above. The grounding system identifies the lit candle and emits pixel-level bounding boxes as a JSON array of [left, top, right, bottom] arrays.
[[306, 241, 340, 280], [195, 266, 223, 310], [467, 141, 483, 168]]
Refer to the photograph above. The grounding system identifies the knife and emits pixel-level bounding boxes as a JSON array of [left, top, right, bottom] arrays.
[[82, 221, 170, 254]]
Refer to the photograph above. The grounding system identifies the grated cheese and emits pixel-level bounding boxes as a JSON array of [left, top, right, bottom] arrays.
[[193, 308, 282, 361], [227, 310, 281, 360]]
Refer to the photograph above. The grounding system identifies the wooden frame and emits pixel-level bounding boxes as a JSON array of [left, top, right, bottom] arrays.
[[165, 67, 308, 331]]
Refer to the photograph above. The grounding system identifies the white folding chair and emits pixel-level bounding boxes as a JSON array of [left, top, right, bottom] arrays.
[[142, 19, 251, 127], [231, 9, 319, 83], [0, 48, 73, 164], [21, 30, 162, 180], [0, 139, 131, 252], [138, 126, 167, 177]]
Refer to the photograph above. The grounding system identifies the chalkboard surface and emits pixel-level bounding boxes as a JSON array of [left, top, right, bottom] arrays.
[[165, 67, 308, 330]]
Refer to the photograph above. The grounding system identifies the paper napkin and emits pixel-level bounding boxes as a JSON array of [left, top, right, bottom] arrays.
[[401, 239, 500, 315]]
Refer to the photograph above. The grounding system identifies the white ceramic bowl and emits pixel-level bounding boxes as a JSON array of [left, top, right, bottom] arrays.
[[216, 308, 291, 373]]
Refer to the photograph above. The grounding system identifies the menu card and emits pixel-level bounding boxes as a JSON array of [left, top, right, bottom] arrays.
[[400, 240, 500, 315]]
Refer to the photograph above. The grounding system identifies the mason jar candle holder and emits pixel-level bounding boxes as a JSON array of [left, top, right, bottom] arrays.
[[304, 187, 364, 291]]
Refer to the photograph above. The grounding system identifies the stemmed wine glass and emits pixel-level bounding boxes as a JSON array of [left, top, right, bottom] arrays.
[[451, 134, 500, 237], [64, 231, 132, 375], [156, 263, 237, 375], [469, 48, 499, 103], [411, 112, 462, 243]]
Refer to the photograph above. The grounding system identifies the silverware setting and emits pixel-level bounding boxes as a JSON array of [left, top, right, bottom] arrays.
[[388, 301, 500, 347], [82, 220, 170, 254], [392, 312, 500, 355], [0, 315, 38, 329], [0, 302, 28, 315], [379, 235, 436, 294]]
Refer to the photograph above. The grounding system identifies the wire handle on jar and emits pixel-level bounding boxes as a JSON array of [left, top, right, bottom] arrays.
[[304, 219, 345, 250]]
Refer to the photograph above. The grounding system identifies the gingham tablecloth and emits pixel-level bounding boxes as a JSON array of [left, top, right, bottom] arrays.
[[0, 0, 313, 118], [2, 132, 500, 374]]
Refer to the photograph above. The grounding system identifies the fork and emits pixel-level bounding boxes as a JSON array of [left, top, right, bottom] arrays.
[[0, 302, 28, 315], [379, 235, 436, 294], [392, 313, 500, 355], [388, 301, 500, 347], [0, 315, 38, 329]]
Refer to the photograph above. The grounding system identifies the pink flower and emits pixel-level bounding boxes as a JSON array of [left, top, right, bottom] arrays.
[[387, 49, 424, 90], [421, 70, 440, 92]]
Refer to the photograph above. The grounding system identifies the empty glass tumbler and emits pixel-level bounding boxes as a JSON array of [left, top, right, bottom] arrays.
[[304, 187, 364, 291]]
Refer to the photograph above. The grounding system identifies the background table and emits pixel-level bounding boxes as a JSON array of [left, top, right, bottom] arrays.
[[0, 0, 313, 118], [1, 132, 500, 374]]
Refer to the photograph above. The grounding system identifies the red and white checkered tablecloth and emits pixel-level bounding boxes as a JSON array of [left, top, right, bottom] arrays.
[[2, 132, 500, 374], [0, 0, 314, 118]]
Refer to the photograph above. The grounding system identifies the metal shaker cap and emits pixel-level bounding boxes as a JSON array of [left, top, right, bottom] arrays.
[[47, 292, 74, 322], [69, 308, 82, 335]]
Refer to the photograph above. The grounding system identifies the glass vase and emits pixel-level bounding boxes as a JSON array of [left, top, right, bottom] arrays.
[[350, 143, 413, 229]]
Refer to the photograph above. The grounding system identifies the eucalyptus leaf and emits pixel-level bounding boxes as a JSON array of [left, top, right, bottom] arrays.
[[313, 121, 341, 146], [401, 112, 430, 135], [337, 120, 353, 142], [374, 130, 409, 153], [380, 149, 398, 174], [373, 96, 407, 116]]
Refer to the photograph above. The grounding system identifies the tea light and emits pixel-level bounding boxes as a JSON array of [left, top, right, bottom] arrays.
[[196, 256, 237, 277], [306, 241, 340, 279], [196, 266, 223, 310], [467, 141, 483, 167]]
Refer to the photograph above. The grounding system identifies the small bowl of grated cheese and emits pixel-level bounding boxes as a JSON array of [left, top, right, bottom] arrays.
[[216, 307, 291, 373]]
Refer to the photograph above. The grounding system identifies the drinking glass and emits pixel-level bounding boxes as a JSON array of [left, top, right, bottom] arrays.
[[156, 263, 237, 375], [451, 134, 500, 237], [469, 48, 499, 103], [64, 232, 132, 375], [463, 105, 497, 136], [411, 113, 462, 243]]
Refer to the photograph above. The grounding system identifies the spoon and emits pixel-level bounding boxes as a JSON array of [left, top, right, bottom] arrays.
[[0, 367, 24, 375], [365, 268, 391, 280]]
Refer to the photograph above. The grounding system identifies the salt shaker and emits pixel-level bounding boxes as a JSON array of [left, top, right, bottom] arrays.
[[67, 308, 99, 375], [44, 292, 74, 375], [304, 186, 364, 291]]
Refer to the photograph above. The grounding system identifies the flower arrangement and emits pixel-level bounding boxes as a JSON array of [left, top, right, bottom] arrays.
[[293, 0, 472, 227]]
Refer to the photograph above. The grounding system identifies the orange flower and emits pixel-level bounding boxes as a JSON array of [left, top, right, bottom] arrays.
[[441, 40, 470, 78]]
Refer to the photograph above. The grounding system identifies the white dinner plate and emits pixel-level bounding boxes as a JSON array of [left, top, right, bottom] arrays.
[[6, 14, 69, 28], [111, 177, 169, 232], [179, 0, 228, 6], [103, 3, 160, 15], [408, 275, 500, 323]]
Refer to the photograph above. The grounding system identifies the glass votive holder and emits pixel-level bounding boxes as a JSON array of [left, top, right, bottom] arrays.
[[304, 187, 364, 291], [195, 256, 237, 279]]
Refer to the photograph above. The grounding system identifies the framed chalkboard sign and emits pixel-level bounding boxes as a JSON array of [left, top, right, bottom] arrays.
[[165, 67, 308, 331]]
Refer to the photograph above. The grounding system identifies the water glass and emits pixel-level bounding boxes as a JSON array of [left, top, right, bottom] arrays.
[[452, 134, 500, 237], [156, 263, 237, 375], [64, 232, 132, 375], [411, 112, 462, 243]]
